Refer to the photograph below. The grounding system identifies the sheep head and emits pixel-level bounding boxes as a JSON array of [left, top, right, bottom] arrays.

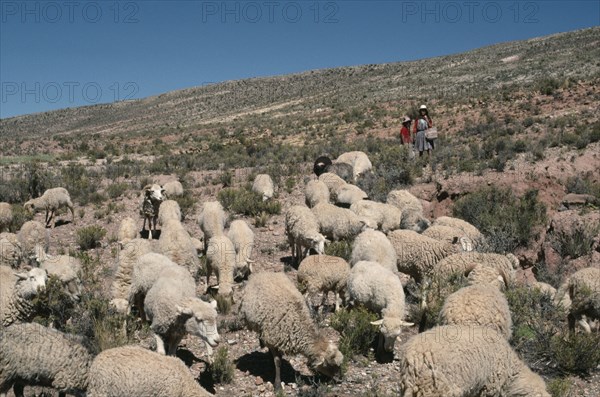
[[143, 184, 165, 202], [310, 337, 343, 379], [371, 317, 413, 352], [183, 298, 221, 348], [310, 234, 328, 255], [15, 267, 48, 298]]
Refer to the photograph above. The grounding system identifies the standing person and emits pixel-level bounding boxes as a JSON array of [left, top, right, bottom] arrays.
[[413, 104, 433, 157], [400, 116, 412, 145]]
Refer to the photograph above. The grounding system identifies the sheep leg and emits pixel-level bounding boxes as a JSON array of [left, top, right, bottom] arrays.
[[13, 384, 24, 397], [58, 393, 66, 397], [50, 209, 56, 229], [68, 203, 75, 224], [155, 334, 166, 355], [578, 317, 592, 334], [269, 347, 283, 391]]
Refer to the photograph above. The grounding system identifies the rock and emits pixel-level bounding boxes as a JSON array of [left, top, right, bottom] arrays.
[[561, 193, 597, 208]]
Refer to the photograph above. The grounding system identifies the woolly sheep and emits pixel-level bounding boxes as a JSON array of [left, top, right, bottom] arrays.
[[532, 281, 557, 299], [347, 261, 413, 353], [86, 345, 212, 397], [350, 200, 403, 233], [311, 202, 367, 242], [438, 284, 513, 339], [0, 203, 12, 233], [556, 267, 600, 333], [252, 174, 275, 201], [324, 162, 354, 183], [32, 245, 82, 301], [297, 255, 350, 312], [239, 272, 344, 391], [433, 252, 518, 288], [158, 218, 200, 277], [157, 199, 182, 225], [0, 233, 20, 268], [305, 179, 330, 208], [318, 172, 347, 200], [422, 224, 475, 250], [0, 265, 48, 327], [334, 183, 368, 207], [285, 205, 327, 264], [17, 221, 49, 266], [110, 238, 152, 313], [139, 184, 165, 240], [162, 180, 184, 198], [398, 325, 550, 397], [227, 219, 254, 280], [198, 201, 226, 251], [350, 229, 397, 273], [144, 263, 221, 356], [386, 189, 430, 233], [387, 230, 456, 282], [205, 235, 236, 298], [466, 263, 509, 290], [117, 216, 138, 244], [433, 216, 484, 245], [24, 187, 75, 229], [190, 237, 203, 256], [335, 151, 373, 181], [0, 322, 92, 397]]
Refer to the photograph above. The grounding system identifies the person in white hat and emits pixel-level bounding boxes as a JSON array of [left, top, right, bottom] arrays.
[[400, 116, 412, 145], [413, 104, 434, 157]]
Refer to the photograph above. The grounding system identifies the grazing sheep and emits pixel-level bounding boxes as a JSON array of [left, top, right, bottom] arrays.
[[350, 229, 397, 273], [386, 189, 430, 233], [438, 284, 513, 339], [532, 281, 557, 299], [305, 179, 330, 208], [433, 216, 483, 245], [422, 224, 474, 248], [110, 238, 152, 312], [347, 261, 413, 353], [335, 151, 373, 181], [0, 203, 12, 232], [318, 172, 347, 200], [398, 325, 550, 397], [252, 174, 275, 201], [205, 235, 236, 298], [86, 345, 212, 397], [117, 216, 138, 245], [0, 322, 92, 397], [297, 255, 350, 312], [23, 188, 75, 229], [190, 237, 203, 256], [158, 218, 200, 278], [0, 265, 47, 327], [157, 199, 182, 225], [387, 230, 456, 282], [556, 267, 600, 333], [285, 205, 327, 264], [139, 184, 165, 240], [198, 201, 226, 251], [162, 180, 184, 198], [433, 252, 518, 287], [17, 221, 49, 266], [227, 219, 254, 280], [0, 233, 20, 268], [32, 245, 82, 301], [324, 162, 354, 183], [334, 183, 368, 207], [311, 202, 367, 242], [466, 263, 509, 290], [350, 200, 403, 233], [239, 272, 344, 391]]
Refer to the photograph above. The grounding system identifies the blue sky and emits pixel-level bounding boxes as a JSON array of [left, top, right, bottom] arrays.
[[1, 1, 598, 118]]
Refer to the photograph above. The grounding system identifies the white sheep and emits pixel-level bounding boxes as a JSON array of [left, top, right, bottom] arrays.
[[323, 162, 354, 183], [0, 265, 48, 327], [422, 224, 475, 250], [252, 174, 275, 201], [334, 151, 373, 181], [285, 205, 327, 264], [157, 199, 182, 225], [117, 216, 139, 244], [110, 238, 152, 312], [198, 201, 226, 251], [23, 187, 75, 229], [297, 255, 350, 312], [350, 200, 403, 233], [205, 235, 236, 298], [162, 180, 184, 198], [311, 202, 367, 242], [226, 219, 254, 280], [438, 284, 513, 339], [17, 221, 49, 266], [555, 267, 600, 333], [532, 281, 557, 299], [398, 325, 550, 397], [0, 233, 20, 268], [139, 183, 165, 240], [158, 218, 200, 278], [386, 189, 430, 233], [433, 215, 483, 245], [0, 322, 92, 397], [433, 252, 518, 288], [334, 183, 368, 207], [305, 179, 330, 208], [86, 345, 212, 397], [350, 229, 397, 273], [347, 261, 413, 354], [0, 203, 12, 233], [387, 229, 456, 282], [32, 245, 82, 301], [466, 263, 510, 290], [239, 272, 344, 391], [318, 172, 347, 201]]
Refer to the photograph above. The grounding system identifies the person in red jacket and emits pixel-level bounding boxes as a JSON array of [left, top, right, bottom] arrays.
[[413, 104, 433, 157], [400, 116, 412, 145]]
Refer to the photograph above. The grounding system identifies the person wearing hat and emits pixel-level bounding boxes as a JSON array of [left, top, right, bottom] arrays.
[[413, 104, 433, 157], [400, 116, 412, 145]]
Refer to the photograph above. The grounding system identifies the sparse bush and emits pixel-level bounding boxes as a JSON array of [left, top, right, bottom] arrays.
[[550, 332, 600, 375], [105, 182, 129, 199], [173, 190, 196, 220], [550, 222, 599, 260], [217, 187, 281, 216], [32, 276, 77, 330], [324, 240, 352, 261], [547, 377, 573, 397], [330, 306, 379, 372], [77, 225, 107, 250], [253, 211, 270, 227], [6, 204, 33, 232], [206, 346, 235, 384], [538, 77, 560, 96]]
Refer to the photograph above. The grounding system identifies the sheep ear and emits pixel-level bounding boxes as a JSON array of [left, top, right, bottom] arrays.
[[209, 299, 218, 309], [14, 272, 28, 280], [370, 319, 384, 326], [401, 321, 414, 327], [248, 262, 254, 274]]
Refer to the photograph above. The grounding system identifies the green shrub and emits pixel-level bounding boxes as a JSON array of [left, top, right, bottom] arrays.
[[537, 77, 560, 96], [324, 240, 352, 261], [105, 182, 129, 199], [6, 204, 33, 232], [217, 187, 281, 216], [173, 191, 196, 220], [330, 307, 379, 372], [77, 225, 107, 250], [206, 346, 235, 384], [32, 276, 77, 329], [547, 377, 573, 397], [550, 332, 600, 375], [253, 211, 270, 227], [550, 223, 599, 259]]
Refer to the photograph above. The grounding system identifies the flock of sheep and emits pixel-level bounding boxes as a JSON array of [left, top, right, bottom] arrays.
[[0, 150, 599, 397]]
